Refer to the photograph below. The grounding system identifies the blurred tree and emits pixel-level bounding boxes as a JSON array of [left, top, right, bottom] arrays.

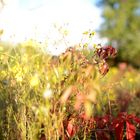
[[97, 0, 140, 67]]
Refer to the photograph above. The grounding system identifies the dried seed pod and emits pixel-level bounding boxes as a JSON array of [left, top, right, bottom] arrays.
[[97, 46, 117, 60], [103, 45, 117, 58]]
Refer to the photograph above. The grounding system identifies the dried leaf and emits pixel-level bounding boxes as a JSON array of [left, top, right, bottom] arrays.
[[60, 86, 73, 103], [99, 62, 109, 76], [97, 46, 117, 60]]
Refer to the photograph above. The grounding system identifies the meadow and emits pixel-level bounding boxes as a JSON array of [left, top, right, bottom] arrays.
[[0, 34, 140, 140]]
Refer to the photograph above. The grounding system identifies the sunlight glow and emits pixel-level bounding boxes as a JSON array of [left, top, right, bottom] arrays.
[[0, 0, 103, 54]]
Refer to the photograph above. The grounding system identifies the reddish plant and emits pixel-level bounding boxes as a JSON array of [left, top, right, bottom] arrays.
[[63, 112, 140, 140], [112, 112, 140, 140], [97, 45, 117, 60]]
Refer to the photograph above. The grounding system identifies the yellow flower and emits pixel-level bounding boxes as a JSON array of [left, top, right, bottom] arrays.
[[16, 74, 22, 82], [129, 78, 133, 83], [30, 75, 39, 86]]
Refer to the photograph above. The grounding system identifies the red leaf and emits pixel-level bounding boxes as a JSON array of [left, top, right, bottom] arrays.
[[115, 121, 124, 140], [126, 121, 136, 140], [66, 120, 76, 138], [127, 114, 135, 120], [133, 116, 140, 124]]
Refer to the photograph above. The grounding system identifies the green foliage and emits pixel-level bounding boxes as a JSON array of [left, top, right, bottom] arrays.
[[100, 65, 140, 116], [0, 42, 51, 139], [97, 0, 140, 67]]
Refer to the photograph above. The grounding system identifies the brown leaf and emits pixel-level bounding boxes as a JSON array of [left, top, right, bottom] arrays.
[[97, 46, 117, 60], [99, 62, 109, 76]]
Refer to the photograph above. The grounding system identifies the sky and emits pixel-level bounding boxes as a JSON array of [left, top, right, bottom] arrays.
[[0, 0, 105, 54]]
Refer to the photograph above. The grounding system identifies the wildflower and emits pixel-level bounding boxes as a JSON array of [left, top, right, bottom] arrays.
[[43, 89, 52, 99], [30, 74, 39, 87]]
